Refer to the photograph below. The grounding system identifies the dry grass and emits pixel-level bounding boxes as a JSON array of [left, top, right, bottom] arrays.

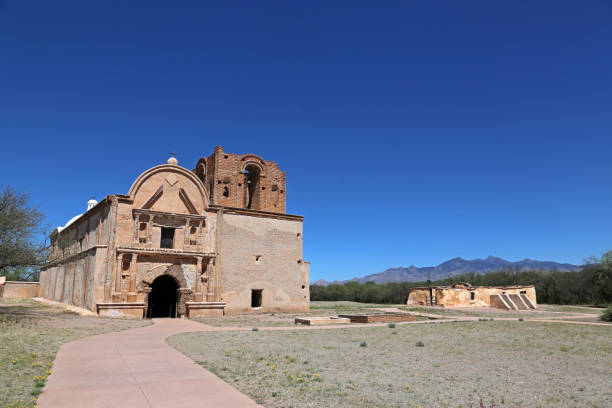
[[0, 299, 150, 408], [169, 320, 612, 408]]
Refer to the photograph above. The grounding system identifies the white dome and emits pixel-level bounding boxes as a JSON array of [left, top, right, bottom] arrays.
[[56, 213, 83, 233], [87, 198, 98, 210]]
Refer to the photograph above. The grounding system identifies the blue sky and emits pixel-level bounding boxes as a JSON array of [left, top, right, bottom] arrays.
[[1, 1, 611, 281]]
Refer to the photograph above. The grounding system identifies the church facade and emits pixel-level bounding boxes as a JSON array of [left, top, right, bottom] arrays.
[[39, 147, 309, 318]]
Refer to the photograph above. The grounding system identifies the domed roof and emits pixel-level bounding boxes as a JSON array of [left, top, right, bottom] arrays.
[[56, 213, 83, 233], [167, 153, 178, 165], [87, 197, 98, 210]]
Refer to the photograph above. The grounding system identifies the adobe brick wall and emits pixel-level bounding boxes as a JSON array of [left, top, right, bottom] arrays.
[[407, 285, 537, 308], [197, 146, 287, 213], [1, 281, 40, 299]]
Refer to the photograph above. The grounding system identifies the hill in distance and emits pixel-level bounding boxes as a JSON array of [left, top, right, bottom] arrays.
[[313, 256, 581, 286]]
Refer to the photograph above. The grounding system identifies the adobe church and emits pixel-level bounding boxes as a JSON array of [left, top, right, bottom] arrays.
[[39, 146, 309, 318]]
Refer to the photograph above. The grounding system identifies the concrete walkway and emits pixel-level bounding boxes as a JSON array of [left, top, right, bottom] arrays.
[[38, 319, 261, 408]]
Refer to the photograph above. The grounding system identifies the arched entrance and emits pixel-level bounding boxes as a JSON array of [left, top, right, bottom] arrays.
[[147, 275, 178, 318]]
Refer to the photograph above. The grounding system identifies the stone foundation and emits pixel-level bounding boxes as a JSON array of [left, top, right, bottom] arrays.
[[185, 301, 226, 317], [338, 312, 415, 323], [294, 316, 350, 325], [97, 302, 146, 319]]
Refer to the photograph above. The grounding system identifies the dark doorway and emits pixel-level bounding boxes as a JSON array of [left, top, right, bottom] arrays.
[[160, 227, 175, 249], [147, 275, 178, 318], [251, 289, 262, 308]]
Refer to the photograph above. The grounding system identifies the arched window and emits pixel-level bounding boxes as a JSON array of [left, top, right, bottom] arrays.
[[244, 164, 261, 209]]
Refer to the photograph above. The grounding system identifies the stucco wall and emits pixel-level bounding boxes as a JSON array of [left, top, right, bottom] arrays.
[[40, 201, 112, 312], [0, 281, 40, 299], [219, 212, 309, 314]]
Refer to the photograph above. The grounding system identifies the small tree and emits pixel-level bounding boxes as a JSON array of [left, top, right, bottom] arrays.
[[0, 186, 47, 280]]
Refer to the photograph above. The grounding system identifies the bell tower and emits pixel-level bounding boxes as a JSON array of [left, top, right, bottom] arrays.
[[193, 146, 287, 213]]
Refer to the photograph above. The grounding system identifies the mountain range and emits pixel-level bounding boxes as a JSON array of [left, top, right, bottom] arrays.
[[312, 256, 581, 286]]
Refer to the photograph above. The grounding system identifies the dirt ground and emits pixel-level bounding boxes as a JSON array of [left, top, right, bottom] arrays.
[[192, 301, 410, 327], [169, 320, 612, 408], [0, 299, 150, 408]]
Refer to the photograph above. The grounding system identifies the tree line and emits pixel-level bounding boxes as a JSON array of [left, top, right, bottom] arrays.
[[311, 252, 612, 306]]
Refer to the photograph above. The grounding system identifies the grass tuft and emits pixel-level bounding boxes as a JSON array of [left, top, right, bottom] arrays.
[[600, 304, 612, 322]]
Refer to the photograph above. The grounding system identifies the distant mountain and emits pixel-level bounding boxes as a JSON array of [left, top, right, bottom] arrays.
[[313, 256, 581, 286]]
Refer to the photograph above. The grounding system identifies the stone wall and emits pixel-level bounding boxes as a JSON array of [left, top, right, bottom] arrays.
[[0, 281, 40, 299], [217, 210, 308, 314]]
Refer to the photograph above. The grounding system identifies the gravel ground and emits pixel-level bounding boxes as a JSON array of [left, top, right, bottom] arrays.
[[0, 299, 150, 408], [169, 320, 612, 408]]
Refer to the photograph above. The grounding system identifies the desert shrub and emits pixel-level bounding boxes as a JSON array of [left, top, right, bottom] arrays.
[[518, 317, 524, 322], [360, 341, 367, 347], [387, 323, 396, 328], [252, 327, 259, 331], [415, 341, 424, 347], [600, 304, 612, 322]]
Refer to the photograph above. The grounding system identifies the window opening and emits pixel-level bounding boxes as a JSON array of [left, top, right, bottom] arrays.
[[244, 165, 261, 209], [470, 292, 475, 301], [160, 227, 175, 249], [251, 289, 262, 308]]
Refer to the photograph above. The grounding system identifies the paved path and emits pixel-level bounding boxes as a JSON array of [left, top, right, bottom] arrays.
[[38, 319, 261, 408]]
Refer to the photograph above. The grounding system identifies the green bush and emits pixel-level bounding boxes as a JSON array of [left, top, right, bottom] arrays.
[[252, 327, 259, 331], [415, 341, 424, 347], [360, 341, 367, 347], [387, 323, 396, 328], [600, 304, 612, 322]]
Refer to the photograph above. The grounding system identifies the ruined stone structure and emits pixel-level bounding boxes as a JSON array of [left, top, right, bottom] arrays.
[[407, 282, 537, 310], [39, 147, 309, 318]]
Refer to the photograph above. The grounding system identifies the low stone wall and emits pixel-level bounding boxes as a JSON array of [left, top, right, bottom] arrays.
[[0, 281, 40, 299], [96, 302, 146, 319], [338, 312, 415, 323], [294, 316, 350, 325], [185, 302, 226, 317]]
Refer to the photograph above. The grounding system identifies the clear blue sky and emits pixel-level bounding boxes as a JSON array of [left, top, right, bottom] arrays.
[[1, 1, 611, 281]]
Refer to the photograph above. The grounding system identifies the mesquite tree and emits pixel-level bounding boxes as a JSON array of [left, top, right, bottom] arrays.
[[0, 186, 47, 280]]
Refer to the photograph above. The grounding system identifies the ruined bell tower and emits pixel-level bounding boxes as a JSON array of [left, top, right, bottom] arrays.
[[193, 146, 287, 213]]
